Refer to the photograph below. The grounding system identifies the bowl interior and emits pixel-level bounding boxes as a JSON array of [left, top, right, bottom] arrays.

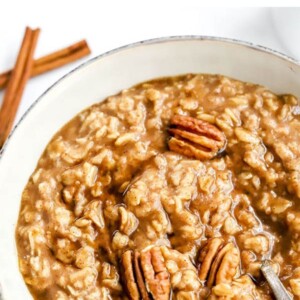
[[0, 37, 300, 299]]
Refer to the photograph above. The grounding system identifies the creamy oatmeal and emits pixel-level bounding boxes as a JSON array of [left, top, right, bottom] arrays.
[[16, 74, 300, 299]]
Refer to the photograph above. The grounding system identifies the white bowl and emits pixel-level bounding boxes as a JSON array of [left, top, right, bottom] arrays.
[[1, 36, 300, 299]]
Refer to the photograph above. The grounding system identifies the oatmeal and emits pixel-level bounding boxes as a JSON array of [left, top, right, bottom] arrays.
[[16, 74, 300, 299]]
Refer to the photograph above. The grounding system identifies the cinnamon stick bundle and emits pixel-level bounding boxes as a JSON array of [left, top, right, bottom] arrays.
[[0, 40, 90, 90], [0, 27, 40, 148]]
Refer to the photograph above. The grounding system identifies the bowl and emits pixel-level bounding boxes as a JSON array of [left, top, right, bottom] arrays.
[[1, 36, 300, 299]]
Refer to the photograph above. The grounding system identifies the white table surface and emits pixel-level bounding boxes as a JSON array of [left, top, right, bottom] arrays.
[[0, 3, 294, 126]]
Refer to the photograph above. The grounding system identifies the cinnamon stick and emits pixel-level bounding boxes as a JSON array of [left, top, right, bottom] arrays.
[[0, 27, 40, 148], [0, 40, 91, 90]]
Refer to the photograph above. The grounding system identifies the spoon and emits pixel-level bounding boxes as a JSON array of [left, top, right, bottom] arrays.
[[260, 260, 293, 300]]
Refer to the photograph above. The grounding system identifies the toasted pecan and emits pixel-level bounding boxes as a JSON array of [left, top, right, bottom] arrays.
[[121, 247, 171, 300], [198, 238, 240, 288], [168, 115, 226, 160]]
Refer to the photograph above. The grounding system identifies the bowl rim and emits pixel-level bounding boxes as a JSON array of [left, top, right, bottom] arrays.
[[0, 35, 299, 162]]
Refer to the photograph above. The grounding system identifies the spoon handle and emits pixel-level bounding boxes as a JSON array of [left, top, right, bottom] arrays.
[[261, 260, 293, 300]]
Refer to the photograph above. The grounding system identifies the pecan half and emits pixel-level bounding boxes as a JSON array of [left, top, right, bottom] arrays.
[[134, 251, 149, 300], [121, 247, 171, 300], [168, 114, 226, 160], [141, 247, 171, 300], [198, 238, 224, 281], [121, 250, 142, 300], [198, 238, 240, 288]]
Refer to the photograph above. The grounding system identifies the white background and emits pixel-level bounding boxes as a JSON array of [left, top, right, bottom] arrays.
[[0, 2, 298, 124]]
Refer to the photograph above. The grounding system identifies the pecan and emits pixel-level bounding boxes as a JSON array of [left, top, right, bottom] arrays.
[[141, 247, 171, 300], [121, 247, 171, 300], [134, 251, 149, 300], [168, 114, 226, 160], [121, 250, 142, 300], [198, 238, 240, 288], [198, 238, 224, 281]]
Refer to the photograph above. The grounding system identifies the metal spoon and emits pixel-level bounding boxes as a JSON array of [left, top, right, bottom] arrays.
[[260, 260, 293, 300]]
